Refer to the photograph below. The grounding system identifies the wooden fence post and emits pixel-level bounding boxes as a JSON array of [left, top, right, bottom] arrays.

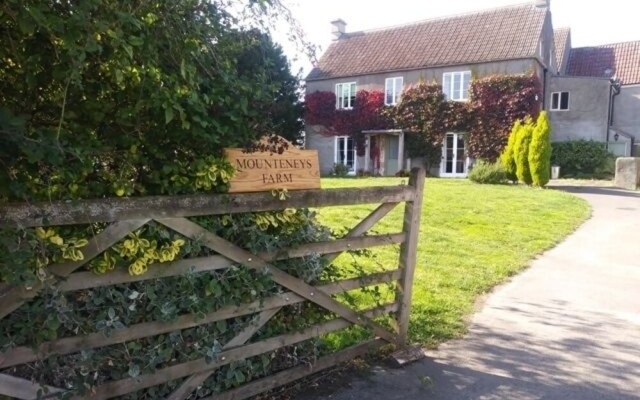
[[396, 167, 426, 346]]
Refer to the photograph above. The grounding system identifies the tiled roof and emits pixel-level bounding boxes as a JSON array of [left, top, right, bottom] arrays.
[[553, 27, 571, 73], [306, 3, 548, 81], [566, 41, 640, 85]]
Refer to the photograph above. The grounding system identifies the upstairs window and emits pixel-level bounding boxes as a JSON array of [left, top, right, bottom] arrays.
[[443, 71, 471, 101], [551, 92, 570, 111], [336, 82, 356, 109], [385, 77, 404, 105]]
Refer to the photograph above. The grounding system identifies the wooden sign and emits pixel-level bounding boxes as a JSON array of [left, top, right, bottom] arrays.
[[225, 142, 320, 193]]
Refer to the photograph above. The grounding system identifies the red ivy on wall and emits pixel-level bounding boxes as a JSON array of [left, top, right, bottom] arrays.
[[305, 74, 541, 161], [305, 90, 391, 155], [304, 91, 336, 126], [468, 74, 542, 160]]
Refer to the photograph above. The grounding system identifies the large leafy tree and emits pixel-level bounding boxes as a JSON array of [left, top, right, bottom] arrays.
[[0, 0, 305, 202], [234, 30, 304, 143]]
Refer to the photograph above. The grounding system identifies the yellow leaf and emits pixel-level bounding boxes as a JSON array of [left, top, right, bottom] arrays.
[[35, 227, 47, 239], [49, 235, 64, 246], [74, 238, 89, 247]]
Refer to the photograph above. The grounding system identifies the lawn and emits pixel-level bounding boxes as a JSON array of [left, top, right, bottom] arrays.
[[318, 178, 591, 347]]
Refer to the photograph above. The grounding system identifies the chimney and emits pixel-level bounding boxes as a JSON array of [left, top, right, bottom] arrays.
[[331, 19, 347, 40], [534, 0, 550, 8]]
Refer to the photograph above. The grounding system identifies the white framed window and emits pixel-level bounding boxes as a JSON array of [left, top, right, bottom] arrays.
[[443, 71, 472, 101], [385, 77, 404, 105], [551, 92, 570, 111], [336, 82, 356, 109], [334, 136, 357, 174]]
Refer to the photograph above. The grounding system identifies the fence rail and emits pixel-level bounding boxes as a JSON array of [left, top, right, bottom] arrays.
[[0, 168, 425, 400]]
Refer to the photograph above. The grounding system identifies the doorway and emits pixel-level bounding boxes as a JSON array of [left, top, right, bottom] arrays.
[[441, 133, 468, 177]]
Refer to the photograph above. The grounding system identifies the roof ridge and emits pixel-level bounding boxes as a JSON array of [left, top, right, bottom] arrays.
[[572, 40, 640, 49], [342, 2, 540, 37]]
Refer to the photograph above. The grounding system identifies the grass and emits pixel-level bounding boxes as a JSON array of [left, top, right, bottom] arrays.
[[317, 178, 591, 347]]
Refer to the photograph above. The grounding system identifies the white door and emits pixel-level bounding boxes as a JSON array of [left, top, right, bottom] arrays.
[[441, 133, 468, 177], [334, 136, 357, 175]]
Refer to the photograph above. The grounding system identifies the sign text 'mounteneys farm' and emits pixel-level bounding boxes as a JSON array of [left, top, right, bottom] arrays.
[[224, 144, 320, 193]]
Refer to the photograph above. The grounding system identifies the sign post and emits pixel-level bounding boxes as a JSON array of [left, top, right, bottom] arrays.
[[225, 139, 321, 193]]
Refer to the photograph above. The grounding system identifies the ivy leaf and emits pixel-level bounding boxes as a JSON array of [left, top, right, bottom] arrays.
[[128, 364, 140, 378], [165, 107, 174, 124], [123, 44, 133, 59], [180, 59, 186, 79], [107, 307, 116, 319], [235, 370, 246, 384], [216, 319, 227, 333]]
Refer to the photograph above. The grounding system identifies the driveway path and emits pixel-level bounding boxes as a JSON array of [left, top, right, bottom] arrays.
[[302, 186, 640, 400]]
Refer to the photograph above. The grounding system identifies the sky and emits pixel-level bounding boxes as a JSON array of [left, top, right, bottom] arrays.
[[275, 0, 640, 77]]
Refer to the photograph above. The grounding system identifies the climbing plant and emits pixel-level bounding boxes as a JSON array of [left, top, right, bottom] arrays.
[[467, 74, 542, 161], [305, 74, 541, 163], [305, 90, 391, 155]]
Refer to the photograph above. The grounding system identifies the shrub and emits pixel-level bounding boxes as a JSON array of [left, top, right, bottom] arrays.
[[468, 160, 507, 184], [551, 140, 611, 177], [529, 111, 552, 187], [514, 119, 534, 184], [500, 120, 520, 182], [332, 163, 350, 177], [594, 153, 617, 179]]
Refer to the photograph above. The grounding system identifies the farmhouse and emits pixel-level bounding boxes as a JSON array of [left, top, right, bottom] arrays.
[[305, 0, 640, 176]]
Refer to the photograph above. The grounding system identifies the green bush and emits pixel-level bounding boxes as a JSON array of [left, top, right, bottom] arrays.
[[500, 120, 520, 182], [594, 153, 617, 179], [0, 0, 304, 203], [551, 140, 611, 177], [468, 160, 507, 184], [514, 118, 534, 185], [529, 111, 552, 187], [332, 163, 350, 177]]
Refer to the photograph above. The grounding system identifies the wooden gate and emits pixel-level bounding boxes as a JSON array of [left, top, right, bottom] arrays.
[[0, 168, 425, 400]]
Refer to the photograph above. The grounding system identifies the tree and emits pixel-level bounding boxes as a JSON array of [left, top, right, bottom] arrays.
[[514, 118, 534, 185], [0, 0, 305, 202], [234, 30, 304, 143], [500, 120, 521, 183], [529, 111, 552, 187]]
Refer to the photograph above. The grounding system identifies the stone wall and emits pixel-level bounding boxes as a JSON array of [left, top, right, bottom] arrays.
[[614, 157, 640, 190]]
